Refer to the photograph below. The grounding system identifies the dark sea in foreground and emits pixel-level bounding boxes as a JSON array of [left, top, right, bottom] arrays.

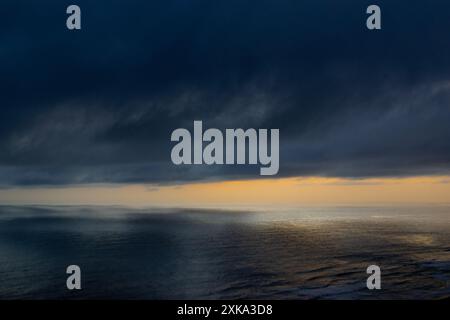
[[0, 205, 449, 300]]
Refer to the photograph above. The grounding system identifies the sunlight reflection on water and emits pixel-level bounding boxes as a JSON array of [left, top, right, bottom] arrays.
[[0, 205, 449, 299]]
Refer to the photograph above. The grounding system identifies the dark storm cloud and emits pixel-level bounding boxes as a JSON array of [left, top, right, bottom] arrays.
[[1, 0, 450, 186]]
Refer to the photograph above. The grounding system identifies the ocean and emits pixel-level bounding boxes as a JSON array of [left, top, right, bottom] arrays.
[[0, 205, 449, 299]]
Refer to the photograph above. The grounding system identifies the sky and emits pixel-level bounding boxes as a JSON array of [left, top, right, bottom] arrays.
[[1, 0, 450, 205], [2, 176, 450, 207]]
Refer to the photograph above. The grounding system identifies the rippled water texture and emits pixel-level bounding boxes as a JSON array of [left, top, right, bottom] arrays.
[[0, 205, 449, 299]]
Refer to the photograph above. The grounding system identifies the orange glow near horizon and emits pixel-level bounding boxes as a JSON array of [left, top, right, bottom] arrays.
[[0, 176, 450, 207]]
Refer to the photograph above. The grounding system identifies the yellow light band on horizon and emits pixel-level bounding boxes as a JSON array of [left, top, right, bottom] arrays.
[[0, 176, 449, 207]]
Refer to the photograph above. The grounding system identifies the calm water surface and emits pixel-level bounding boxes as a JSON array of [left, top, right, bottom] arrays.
[[0, 205, 449, 299]]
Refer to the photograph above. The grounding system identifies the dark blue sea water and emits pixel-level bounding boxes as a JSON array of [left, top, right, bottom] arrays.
[[0, 205, 449, 299]]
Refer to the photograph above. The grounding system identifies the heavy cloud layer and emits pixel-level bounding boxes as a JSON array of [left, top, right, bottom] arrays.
[[1, 0, 450, 186]]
